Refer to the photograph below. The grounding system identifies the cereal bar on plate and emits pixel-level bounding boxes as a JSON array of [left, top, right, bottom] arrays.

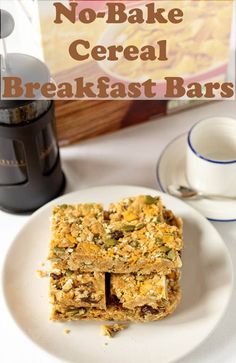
[[48, 195, 183, 322], [49, 196, 182, 274], [51, 272, 181, 322], [49, 270, 106, 309]]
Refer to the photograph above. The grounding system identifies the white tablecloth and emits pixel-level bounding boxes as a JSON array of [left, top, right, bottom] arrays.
[[0, 100, 236, 363]]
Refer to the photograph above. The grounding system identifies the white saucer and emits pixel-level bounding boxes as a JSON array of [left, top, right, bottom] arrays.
[[157, 134, 236, 222]]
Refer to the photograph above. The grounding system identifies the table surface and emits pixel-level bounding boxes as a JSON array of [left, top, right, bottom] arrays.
[[0, 100, 236, 363]]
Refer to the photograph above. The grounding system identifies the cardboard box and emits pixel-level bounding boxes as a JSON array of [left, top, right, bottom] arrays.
[[37, 1, 234, 144]]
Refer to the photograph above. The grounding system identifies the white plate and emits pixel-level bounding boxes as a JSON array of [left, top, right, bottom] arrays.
[[157, 134, 236, 222], [2, 185, 233, 363]]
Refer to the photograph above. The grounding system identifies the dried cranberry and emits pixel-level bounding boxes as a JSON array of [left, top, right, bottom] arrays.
[[50, 273, 63, 280], [103, 211, 111, 221], [140, 305, 159, 317], [110, 230, 124, 240]]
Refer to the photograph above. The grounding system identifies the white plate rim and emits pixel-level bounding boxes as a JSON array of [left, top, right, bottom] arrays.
[[1, 185, 234, 363]]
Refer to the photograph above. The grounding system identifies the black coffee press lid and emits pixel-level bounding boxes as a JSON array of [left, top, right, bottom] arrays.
[[0, 9, 51, 110]]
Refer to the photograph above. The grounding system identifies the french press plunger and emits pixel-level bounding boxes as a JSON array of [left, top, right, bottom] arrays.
[[0, 10, 65, 213]]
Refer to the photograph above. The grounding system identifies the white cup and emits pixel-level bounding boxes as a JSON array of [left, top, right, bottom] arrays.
[[186, 117, 236, 197]]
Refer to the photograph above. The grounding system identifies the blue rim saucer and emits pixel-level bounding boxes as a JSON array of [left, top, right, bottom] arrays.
[[156, 133, 236, 222]]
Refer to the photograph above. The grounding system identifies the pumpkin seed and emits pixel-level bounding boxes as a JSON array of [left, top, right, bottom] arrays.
[[104, 238, 117, 247], [136, 223, 145, 230], [69, 308, 86, 316], [145, 195, 156, 204], [167, 249, 176, 260], [53, 247, 66, 255], [159, 246, 171, 253], [122, 225, 135, 232], [65, 269, 73, 277]]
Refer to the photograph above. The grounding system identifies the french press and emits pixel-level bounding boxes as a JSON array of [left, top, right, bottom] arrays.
[[0, 10, 65, 213]]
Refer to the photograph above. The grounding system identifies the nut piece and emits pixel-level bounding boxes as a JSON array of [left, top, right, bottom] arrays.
[[63, 328, 71, 335], [62, 278, 73, 292], [101, 324, 128, 338], [36, 270, 48, 278]]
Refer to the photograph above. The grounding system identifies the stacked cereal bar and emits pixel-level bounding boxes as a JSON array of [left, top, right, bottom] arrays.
[[49, 195, 183, 322]]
